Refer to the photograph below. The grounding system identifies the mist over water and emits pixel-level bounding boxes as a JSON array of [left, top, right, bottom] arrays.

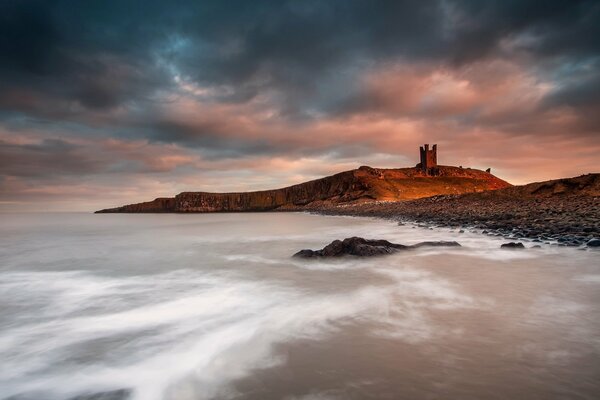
[[0, 213, 599, 400]]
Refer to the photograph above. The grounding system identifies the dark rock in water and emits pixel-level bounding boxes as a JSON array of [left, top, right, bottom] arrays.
[[293, 249, 318, 258], [501, 242, 525, 249], [410, 241, 463, 248], [586, 238, 600, 247], [321, 239, 344, 256], [293, 237, 460, 258], [531, 245, 542, 249]]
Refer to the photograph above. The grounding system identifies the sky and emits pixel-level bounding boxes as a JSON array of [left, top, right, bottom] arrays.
[[1, 0, 599, 211]]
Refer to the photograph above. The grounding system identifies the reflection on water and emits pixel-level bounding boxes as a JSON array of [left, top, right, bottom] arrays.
[[0, 213, 599, 400]]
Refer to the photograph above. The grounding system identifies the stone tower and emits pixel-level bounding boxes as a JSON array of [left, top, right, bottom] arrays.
[[418, 144, 438, 175]]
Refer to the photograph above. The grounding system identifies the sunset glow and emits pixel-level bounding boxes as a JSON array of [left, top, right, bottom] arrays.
[[1, 1, 598, 211]]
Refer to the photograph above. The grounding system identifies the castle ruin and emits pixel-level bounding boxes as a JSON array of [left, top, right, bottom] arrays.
[[418, 143, 438, 175]]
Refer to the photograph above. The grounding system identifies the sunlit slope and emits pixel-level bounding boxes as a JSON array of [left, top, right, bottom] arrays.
[[96, 165, 511, 213]]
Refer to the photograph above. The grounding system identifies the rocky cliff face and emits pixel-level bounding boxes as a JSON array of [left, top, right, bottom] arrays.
[[95, 166, 511, 213]]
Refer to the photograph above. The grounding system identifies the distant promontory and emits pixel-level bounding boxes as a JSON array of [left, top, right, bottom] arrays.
[[94, 143, 599, 248], [95, 165, 509, 213]]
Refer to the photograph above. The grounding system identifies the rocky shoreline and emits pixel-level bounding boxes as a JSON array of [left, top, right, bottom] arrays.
[[299, 174, 600, 248]]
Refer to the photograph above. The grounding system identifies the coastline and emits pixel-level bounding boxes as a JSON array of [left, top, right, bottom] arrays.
[[94, 166, 510, 213], [93, 172, 599, 248], [298, 183, 599, 248]]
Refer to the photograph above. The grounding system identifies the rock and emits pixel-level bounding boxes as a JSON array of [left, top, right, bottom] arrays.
[[501, 242, 525, 249], [293, 237, 460, 258], [411, 241, 462, 248], [321, 240, 344, 256], [531, 245, 542, 249], [293, 249, 317, 258], [586, 239, 600, 247]]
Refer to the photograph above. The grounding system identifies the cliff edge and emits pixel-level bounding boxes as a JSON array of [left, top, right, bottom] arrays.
[[95, 166, 510, 213]]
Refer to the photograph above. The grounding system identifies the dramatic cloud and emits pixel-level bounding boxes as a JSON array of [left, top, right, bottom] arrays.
[[0, 0, 598, 211]]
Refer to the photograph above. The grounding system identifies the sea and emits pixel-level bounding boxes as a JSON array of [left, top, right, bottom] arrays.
[[0, 212, 599, 400]]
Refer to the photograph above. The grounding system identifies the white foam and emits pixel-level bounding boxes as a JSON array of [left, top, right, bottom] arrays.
[[574, 274, 600, 283], [1, 212, 598, 400], [0, 260, 484, 400]]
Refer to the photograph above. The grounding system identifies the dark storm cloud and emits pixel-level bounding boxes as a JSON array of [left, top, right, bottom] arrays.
[[0, 138, 104, 177], [446, 0, 599, 60], [2, 0, 598, 121], [0, 135, 204, 181], [148, 119, 278, 158], [0, 0, 170, 116], [543, 66, 600, 109], [0, 0, 599, 211]]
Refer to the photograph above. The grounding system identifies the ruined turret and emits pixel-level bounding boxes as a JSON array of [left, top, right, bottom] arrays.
[[417, 144, 438, 176]]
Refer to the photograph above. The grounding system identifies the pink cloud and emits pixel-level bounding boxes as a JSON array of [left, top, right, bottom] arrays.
[[1, 58, 598, 211], [357, 60, 550, 120]]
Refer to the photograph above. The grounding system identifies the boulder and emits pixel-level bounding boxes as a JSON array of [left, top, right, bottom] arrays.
[[293, 249, 317, 258], [293, 237, 460, 258], [501, 242, 525, 249], [321, 239, 344, 256], [586, 239, 600, 247]]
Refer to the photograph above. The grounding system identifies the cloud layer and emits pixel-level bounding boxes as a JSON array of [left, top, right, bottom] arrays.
[[1, 0, 599, 210]]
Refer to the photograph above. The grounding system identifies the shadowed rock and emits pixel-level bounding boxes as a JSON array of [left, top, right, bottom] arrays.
[[587, 239, 600, 247], [501, 242, 525, 249], [293, 237, 460, 258]]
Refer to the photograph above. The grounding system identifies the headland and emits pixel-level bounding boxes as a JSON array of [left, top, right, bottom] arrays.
[[95, 144, 599, 247]]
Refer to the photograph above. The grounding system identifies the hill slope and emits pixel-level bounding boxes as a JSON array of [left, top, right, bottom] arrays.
[[306, 173, 599, 246], [95, 166, 510, 213]]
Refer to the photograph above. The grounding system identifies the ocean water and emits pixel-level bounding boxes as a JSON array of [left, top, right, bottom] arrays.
[[0, 212, 599, 400]]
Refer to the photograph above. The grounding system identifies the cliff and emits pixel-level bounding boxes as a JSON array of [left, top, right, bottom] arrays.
[[95, 165, 511, 213]]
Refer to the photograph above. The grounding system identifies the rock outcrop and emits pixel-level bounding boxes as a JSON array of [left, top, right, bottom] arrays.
[[500, 242, 525, 249], [96, 166, 510, 213], [304, 173, 599, 247], [587, 239, 600, 247], [293, 237, 461, 257]]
